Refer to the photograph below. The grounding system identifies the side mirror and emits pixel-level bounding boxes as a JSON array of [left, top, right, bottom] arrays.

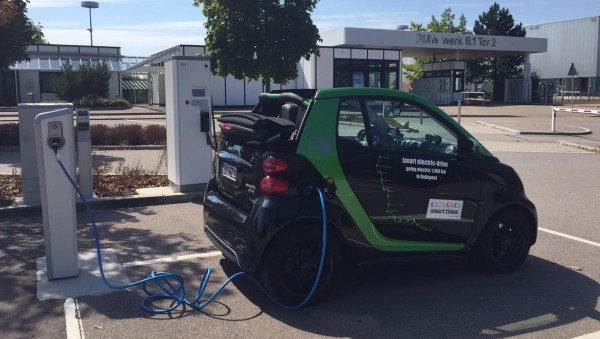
[[460, 138, 483, 158]]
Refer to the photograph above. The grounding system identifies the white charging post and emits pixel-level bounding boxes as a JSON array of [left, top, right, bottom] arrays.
[[34, 108, 79, 280], [165, 56, 214, 192], [76, 108, 94, 199]]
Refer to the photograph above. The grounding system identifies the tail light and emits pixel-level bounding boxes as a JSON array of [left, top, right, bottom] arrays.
[[220, 123, 233, 132], [260, 176, 289, 195], [262, 156, 288, 174]]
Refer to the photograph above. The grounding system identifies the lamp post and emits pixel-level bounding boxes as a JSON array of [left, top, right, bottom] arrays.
[[81, 1, 99, 46]]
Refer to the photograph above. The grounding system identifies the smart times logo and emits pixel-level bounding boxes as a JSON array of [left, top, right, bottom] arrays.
[[426, 199, 464, 220]]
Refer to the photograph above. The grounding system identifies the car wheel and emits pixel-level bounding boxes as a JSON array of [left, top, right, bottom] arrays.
[[478, 210, 532, 273], [259, 226, 343, 306]]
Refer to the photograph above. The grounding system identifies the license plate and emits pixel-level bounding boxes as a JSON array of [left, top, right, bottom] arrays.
[[221, 162, 237, 181]]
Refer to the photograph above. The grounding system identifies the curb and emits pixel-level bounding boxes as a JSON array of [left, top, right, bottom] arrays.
[[475, 121, 592, 135], [475, 121, 521, 134], [0, 191, 204, 218], [558, 141, 600, 153]]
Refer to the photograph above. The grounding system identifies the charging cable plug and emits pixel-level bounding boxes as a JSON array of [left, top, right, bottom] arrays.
[[48, 137, 64, 151], [323, 177, 337, 200]]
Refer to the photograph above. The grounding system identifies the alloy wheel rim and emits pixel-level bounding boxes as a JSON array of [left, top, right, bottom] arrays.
[[490, 221, 525, 265]]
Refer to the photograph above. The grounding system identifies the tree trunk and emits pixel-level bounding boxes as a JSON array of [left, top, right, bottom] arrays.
[[263, 77, 271, 93]]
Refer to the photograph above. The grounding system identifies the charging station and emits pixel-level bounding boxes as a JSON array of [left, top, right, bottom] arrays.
[[76, 108, 94, 199], [18, 103, 74, 205], [34, 108, 79, 280], [164, 56, 213, 192]]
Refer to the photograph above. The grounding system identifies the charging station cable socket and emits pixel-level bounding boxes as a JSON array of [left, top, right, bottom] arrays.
[[47, 121, 65, 150]]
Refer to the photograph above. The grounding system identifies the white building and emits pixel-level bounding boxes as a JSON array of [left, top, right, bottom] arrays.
[[526, 16, 600, 95], [2, 27, 550, 107], [127, 28, 546, 106], [1, 44, 143, 106]]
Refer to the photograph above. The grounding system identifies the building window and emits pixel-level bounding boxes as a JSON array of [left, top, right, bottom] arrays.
[[334, 57, 399, 89], [40, 72, 60, 93]]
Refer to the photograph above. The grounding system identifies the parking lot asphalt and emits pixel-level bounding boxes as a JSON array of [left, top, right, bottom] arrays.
[[1, 104, 600, 339]]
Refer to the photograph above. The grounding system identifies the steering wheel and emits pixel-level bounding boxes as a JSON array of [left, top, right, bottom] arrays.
[[390, 105, 402, 117], [357, 129, 380, 147]]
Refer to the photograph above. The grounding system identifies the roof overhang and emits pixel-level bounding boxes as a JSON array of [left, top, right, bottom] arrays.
[[321, 27, 548, 59]]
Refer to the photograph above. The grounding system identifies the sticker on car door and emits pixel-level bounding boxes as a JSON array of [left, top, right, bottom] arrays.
[[426, 199, 463, 220]]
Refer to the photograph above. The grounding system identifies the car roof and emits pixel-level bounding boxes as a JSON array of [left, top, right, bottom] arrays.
[[315, 87, 415, 100]]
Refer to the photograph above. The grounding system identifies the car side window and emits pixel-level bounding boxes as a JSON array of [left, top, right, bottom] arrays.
[[364, 99, 459, 155], [337, 99, 369, 148]]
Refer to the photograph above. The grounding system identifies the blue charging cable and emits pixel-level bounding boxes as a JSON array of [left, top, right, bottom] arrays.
[[53, 149, 328, 313]]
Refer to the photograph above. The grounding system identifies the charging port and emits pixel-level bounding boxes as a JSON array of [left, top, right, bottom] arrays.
[[47, 121, 65, 150]]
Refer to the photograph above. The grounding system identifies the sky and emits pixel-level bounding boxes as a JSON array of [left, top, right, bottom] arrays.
[[26, 0, 600, 57]]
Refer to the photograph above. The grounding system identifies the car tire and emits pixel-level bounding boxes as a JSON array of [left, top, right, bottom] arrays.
[[477, 210, 532, 273], [259, 226, 343, 306]]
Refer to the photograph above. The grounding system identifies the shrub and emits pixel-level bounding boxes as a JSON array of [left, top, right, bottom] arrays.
[[111, 124, 144, 145], [92, 159, 168, 197], [55, 62, 81, 101], [0, 170, 22, 207], [143, 124, 167, 145], [75, 96, 131, 108], [90, 124, 166, 146], [90, 124, 110, 145], [0, 124, 19, 146], [55, 60, 111, 101]]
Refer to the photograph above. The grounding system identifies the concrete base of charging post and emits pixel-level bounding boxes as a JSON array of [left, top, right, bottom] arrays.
[[36, 249, 130, 301], [34, 108, 79, 280]]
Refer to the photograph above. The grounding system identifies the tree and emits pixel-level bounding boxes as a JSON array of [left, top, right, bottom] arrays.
[[193, 0, 321, 92], [32, 22, 47, 44], [0, 0, 45, 70], [466, 2, 526, 101], [403, 8, 469, 80], [55, 60, 111, 101], [55, 61, 81, 101], [0, 1, 17, 26]]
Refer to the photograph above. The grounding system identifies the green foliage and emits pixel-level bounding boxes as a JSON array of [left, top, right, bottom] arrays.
[[55, 61, 81, 101], [0, 0, 44, 70], [466, 2, 526, 101], [32, 22, 46, 44], [404, 8, 469, 80], [74, 96, 130, 108], [193, 0, 321, 92], [55, 60, 112, 101]]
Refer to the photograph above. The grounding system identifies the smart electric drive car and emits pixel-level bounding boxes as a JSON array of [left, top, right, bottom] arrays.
[[203, 88, 537, 304]]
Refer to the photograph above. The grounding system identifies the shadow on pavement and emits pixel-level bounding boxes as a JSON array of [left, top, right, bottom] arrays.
[[227, 256, 600, 338]]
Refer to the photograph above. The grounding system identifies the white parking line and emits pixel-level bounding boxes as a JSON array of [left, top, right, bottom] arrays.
[[539, 227, 600, 248], [64, 298, 85, 339], [122, 251, 223, 268], [571, 330, 600, 339]]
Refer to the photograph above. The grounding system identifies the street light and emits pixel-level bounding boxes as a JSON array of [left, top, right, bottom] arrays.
[[81, 1, 99, 46]]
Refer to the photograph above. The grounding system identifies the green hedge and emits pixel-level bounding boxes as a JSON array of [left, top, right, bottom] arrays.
[[75, 96, 131, 108]]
